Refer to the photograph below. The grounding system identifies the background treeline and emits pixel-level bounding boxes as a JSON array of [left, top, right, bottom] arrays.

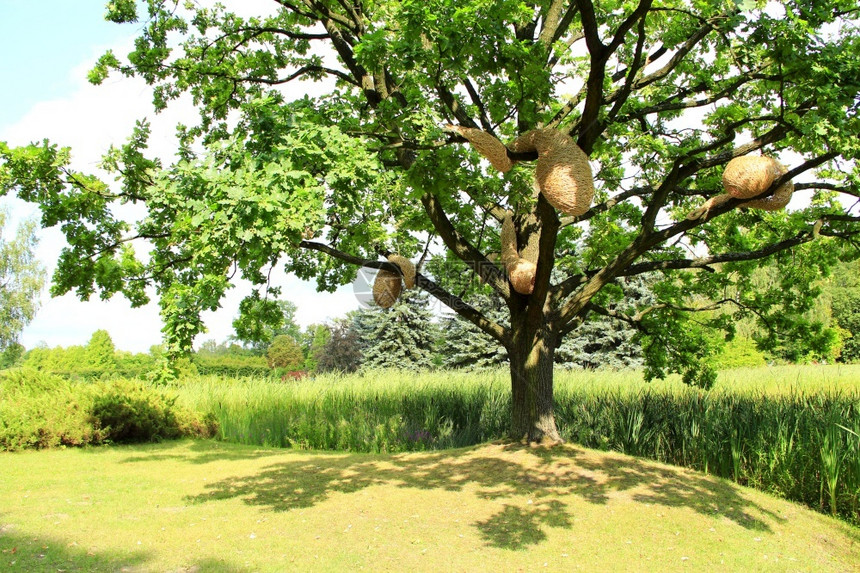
[[4, 260, 860, 380]]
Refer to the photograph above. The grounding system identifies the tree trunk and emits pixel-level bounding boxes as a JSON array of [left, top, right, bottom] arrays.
[[509, 323, 562, 444]]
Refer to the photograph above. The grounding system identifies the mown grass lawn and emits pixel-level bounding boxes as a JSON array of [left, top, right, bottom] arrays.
[[1, 439, 857, 572]]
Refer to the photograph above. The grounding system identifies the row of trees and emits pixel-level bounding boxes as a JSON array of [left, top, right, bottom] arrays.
[[6, 254, 859, 378], [316, 260, 860, 375]]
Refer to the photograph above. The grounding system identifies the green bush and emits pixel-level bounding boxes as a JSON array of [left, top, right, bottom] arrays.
[[89, 380, 217, 443], [0, 369, 98, 450], [710, 336, 768, 370], [0, 369, 216, 451], [192, 353, 269, 377]]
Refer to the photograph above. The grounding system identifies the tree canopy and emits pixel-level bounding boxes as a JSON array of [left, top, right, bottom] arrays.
[[0, 208, 46, 351], [1, 0, 859, 440]]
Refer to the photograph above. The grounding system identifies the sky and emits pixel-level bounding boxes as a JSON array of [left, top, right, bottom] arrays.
[[0, 1, 363, 352]]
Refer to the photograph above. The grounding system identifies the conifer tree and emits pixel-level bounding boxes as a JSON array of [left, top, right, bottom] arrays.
[[353, 290, 438, 371], [441, 295, 509, 371], [556, 275, 655, 370]]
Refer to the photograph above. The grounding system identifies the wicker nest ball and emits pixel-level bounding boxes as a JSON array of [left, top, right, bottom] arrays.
[[500, 214, 519, 266], [742, 161, 794, 211], [688, 156, 794, 219], [449, 125, 515, 173], [449, 125, 594, 216], [722, 155, 785, 199], [372, 268, 402, 308], [511, 129, 595, 216], [506, 257, 537, 295], [387, 254, 415, 289]]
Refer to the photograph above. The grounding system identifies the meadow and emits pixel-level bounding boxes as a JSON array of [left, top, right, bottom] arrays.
[[2, 439, 858, 571], [170, 365, 860, 523], [2, 365, 859, 524]]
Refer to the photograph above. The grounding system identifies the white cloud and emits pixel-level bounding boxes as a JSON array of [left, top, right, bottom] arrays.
[[3, 37, 360, 353]]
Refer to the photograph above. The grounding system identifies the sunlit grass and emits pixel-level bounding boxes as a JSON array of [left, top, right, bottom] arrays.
[[1, 440, 857, 572]]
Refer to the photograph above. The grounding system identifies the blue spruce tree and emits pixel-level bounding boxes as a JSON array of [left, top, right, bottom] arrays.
[[353, 290, 438, 371], [556, 275, 656, 370], [441, 295, 509, 370]]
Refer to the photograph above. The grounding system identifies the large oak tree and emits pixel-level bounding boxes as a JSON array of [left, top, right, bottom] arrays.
[[2, 0, 859, 441]]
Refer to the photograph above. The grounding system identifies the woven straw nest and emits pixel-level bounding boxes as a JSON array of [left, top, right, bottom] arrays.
[[371, 254, 416, 308], [723, 155, 785, 199], [451, 126, 595, 216], [741, 160, 794, 211], [373, 269, 403, 308], [372, 268, 402, 308], [500, 213, 536, 295], [500, 214, 519, 266], [449, 125, 515, 173], [687, 155, 794, 220], [507, 258, 537, 295], [388, 254, 416, 289], [511, 129, 595, 216], [686, 193, 733, 221]]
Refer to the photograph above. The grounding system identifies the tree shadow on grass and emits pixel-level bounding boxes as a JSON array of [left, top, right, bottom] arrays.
[[0, 527, 242, 572], [184, 442, 786, 550], [117, 439, 285, 465], [521, 445, 781, 531], [0, 528, 150, 572]]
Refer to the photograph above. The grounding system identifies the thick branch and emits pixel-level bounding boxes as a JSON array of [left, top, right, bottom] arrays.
[[420, 193, 512, 298], [605, 14, 648, 126], [559, 186, 651, 228], [605, 0, 653, 56], [463, 78, 494, 132], [632, 26, 713, 90], [437, 84, 478, 128], [299, 240, 510, 344], [573, 0, 606, 153], [618, 230, 820, 278], [537, 0, 566, 46]]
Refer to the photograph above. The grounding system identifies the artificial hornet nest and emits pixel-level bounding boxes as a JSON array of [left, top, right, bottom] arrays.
[[738, 159, 794, 211], [501, 213, 537, 295], [687, 155, 795, 220], [449, 126, 595, 217], [371, 254, 415, 308], [387, 254, 416, 289]]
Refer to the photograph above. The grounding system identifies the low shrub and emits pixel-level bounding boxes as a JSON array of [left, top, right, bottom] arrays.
[[89, 380, 217, 442], [709, 336, 768, 370], [0, 369, 216, 451], [192, 353, 270, 378], [0, 369, 98, 450]]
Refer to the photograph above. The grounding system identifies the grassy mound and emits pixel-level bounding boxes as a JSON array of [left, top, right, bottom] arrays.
[[173, 366, 860, 522], [0, 440, 857, 571]]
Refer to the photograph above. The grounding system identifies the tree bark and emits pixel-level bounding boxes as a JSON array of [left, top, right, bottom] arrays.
[[508, 318, 562, 444]]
